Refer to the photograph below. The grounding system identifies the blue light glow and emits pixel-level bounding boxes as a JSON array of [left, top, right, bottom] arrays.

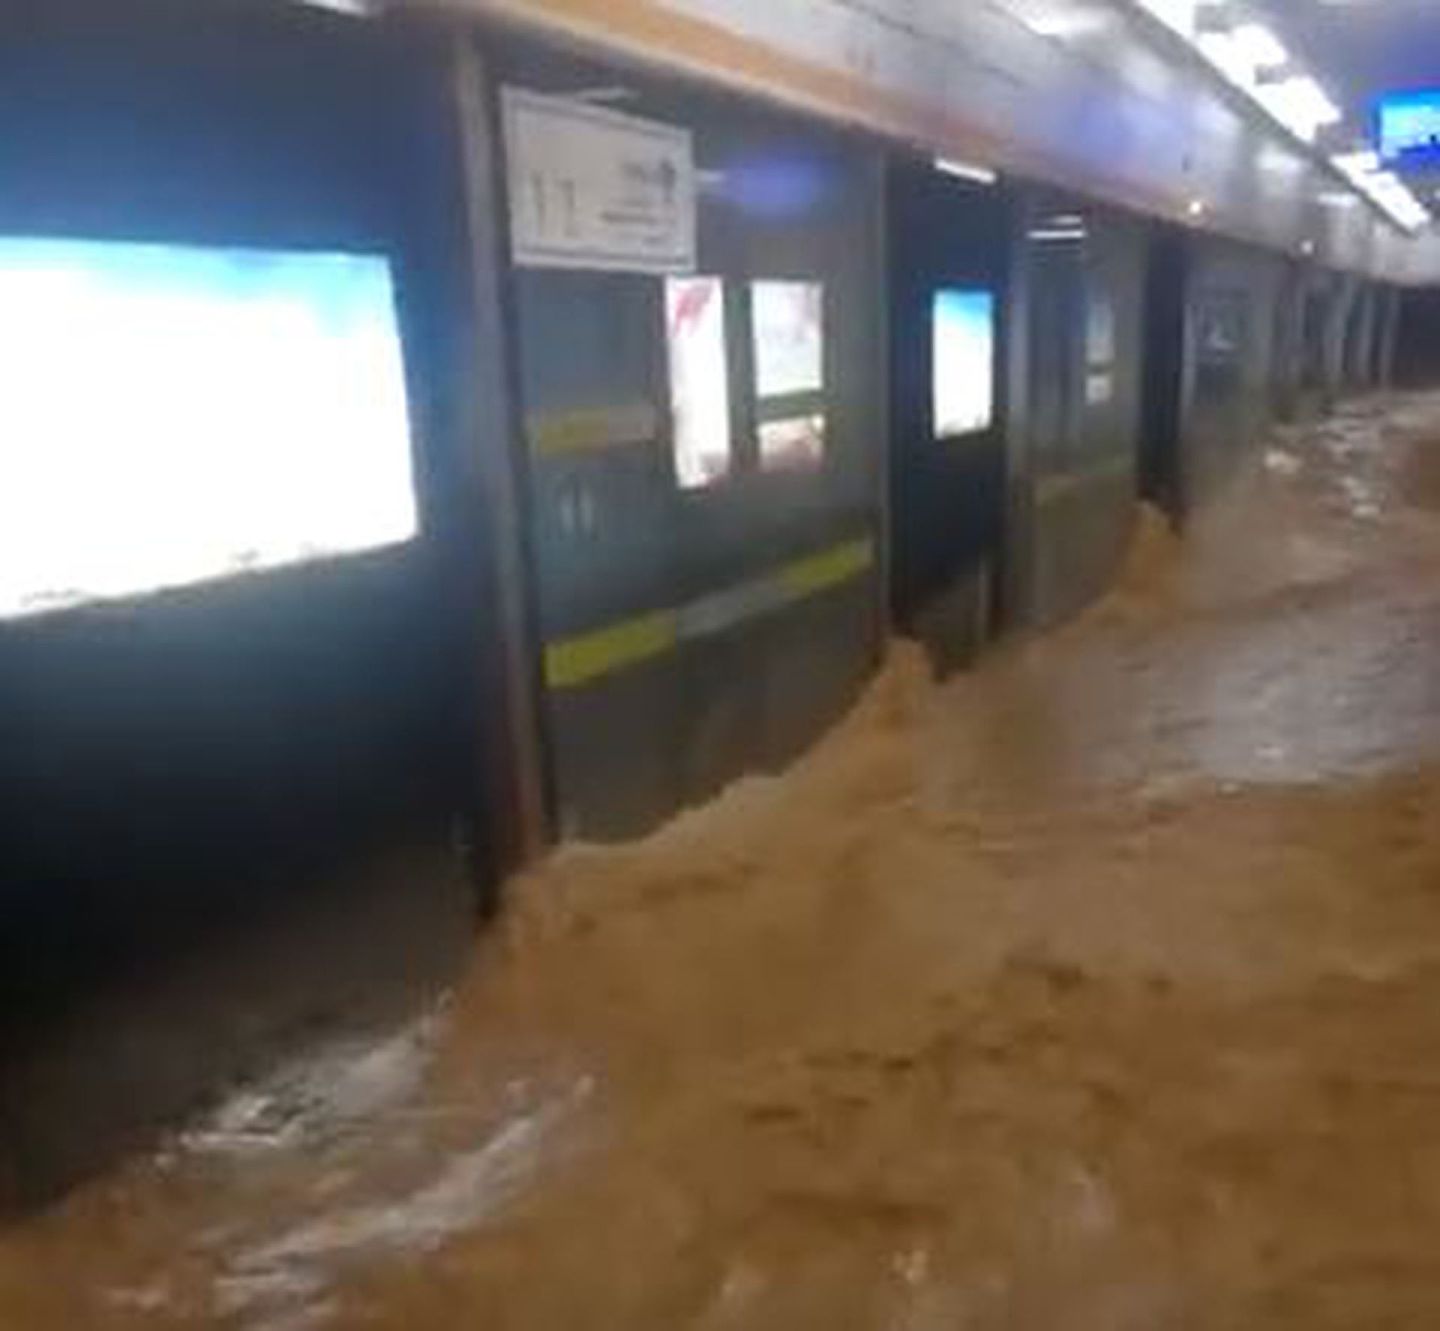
[[1378, 90, 1440, 167]]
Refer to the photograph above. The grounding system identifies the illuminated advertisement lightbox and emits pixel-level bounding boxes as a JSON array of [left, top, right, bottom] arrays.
[[0, 237, 417, 618], [666, 275, 732, 489], [933, 288, 996, 438]]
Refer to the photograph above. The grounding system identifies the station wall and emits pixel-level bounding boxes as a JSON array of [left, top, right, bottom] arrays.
[[0, 0, 1416, 932]]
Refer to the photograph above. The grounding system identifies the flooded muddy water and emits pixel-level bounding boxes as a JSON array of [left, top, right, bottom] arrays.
[[8, 395, 1440, 1327]]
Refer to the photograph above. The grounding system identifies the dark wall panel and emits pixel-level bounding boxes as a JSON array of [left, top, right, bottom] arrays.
[[1268, 260, 1307, 423], [1023, 193, 1147, 627], [1395, 288, 1440, 388], [749, 582, 877, 776], [0, 2, 488, 967], [1031, 471, 1136, 625], [1177, 236, 1285, 510]]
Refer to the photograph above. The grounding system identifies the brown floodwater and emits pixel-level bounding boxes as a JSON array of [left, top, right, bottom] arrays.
[[8, 395, 1440, 1328]]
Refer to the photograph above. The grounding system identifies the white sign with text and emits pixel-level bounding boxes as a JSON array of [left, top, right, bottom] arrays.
[[502, 88, 697, 275]]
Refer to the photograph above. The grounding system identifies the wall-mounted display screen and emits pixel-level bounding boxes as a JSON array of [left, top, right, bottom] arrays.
[[0, 238, 417, 619], [932, 288, 996, 438], [1379, 90, 1440, 166], [752, 279, 824, 398], [666, 275, 733, 490]]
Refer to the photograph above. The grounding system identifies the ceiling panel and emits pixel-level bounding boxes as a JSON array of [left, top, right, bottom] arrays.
[[1259, 0, 1440, 203], [1258, 0, 1440, 118]]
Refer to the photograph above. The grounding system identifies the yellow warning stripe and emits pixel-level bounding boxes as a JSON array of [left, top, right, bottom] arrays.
[[527, 402, 661, 458], [780, 537, 876, 598], [543, 610, 677, 690], [543, 535, 875, 691]]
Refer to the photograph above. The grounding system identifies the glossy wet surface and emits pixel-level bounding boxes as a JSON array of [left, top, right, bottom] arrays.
[[8, 395, 1440, 1327]]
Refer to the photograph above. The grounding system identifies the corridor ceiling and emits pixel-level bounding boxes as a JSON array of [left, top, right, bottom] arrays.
[[1258, 0, 1440, 136]]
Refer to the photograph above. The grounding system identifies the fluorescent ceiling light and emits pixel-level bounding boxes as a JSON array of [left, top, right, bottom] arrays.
[[935, 156, 999, 185], [298, 0, 380, 13], [1197, 31, 1256, 89], [567, 86, 637, 105], [1230, 22, 1287, 72], [1014, 1, 1110, 39], [1329, 153, 1430, 230], [1254, 75, 1341, 142], [1333, 149, 1381, 179], [1135, 0, 1198, 35]]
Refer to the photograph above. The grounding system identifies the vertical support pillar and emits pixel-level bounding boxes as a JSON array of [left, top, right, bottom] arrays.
[[1349, 284, 1379, 392], [1322, 275, 1356, 410], [1000, 187, 1037, 630], [447, 34, 551, 879], [1376, 286, 1401, 392], [868, 150, 894, 652]]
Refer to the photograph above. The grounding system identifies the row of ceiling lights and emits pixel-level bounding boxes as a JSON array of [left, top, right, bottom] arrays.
[[1136, 0, 1430, 231]]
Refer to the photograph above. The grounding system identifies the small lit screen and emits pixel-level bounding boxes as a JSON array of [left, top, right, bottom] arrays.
[[666, 275, 732, 490], [752, 280, 824, 398], [933, 288, 995, 438], [0, 237, 417, 619], [1379, 91, 1440, 165]]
